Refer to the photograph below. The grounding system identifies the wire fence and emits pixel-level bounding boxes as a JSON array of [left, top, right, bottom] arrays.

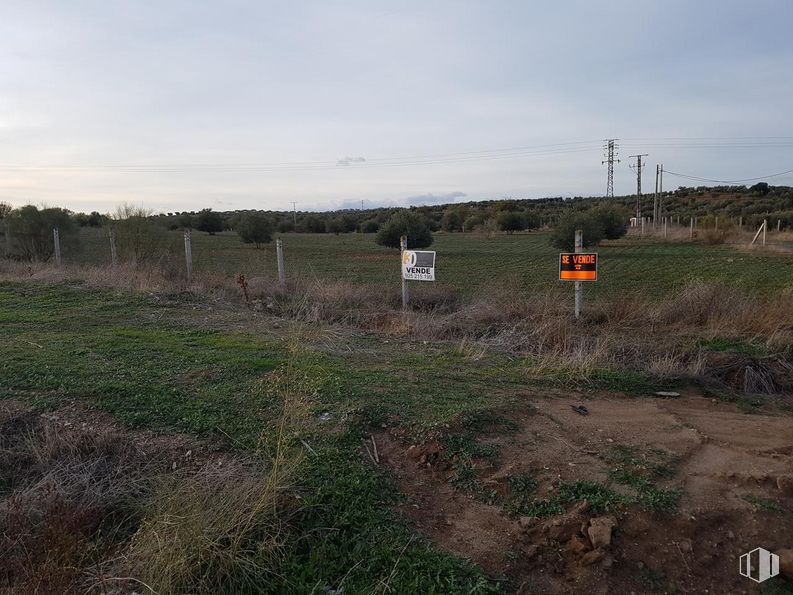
[[2, 222, 793, 300]]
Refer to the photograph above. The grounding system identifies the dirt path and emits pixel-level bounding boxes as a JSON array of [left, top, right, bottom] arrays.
[[377, 393, 793, 594]]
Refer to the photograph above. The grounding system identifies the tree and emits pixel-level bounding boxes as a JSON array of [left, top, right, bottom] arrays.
[[177, 212, 194, 229], [326, 217, 345, 235], [359, 219, 380, 233], [195, 209, 223, 234], [463, 214, 483, 231], [749, 182, 771, 196], [112, 203, 170, 263], [6, 205, 78, 261], [0, 202, 12, 219], [549, 212, 605, 251], [497, 211, 525, 233], [441, 209, 464, 232], [236, 213, 273, 248], [301, 215, 326, 233], [375, 210, 433, 249], [591, 205, 628, 240]]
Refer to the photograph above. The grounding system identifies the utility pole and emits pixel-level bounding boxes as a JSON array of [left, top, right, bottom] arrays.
[[601, 139, 620, 198], [291, 202, 297, 226], [659, 164, 664, 222], [629, 154, 648, 222], [653, 164, 660, 228]]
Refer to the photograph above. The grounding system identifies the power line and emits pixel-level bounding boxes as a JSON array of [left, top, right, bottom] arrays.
[[663, 167, 793, 184]]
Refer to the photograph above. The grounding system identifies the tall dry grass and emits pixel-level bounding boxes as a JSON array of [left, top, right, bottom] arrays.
[[112, 335, 309, 594], [2, 259, 791, 394]]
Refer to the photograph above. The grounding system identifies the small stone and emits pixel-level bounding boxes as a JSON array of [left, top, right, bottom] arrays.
[[678, 538, 693, 553], [524, 545, 540, 560], [567, 535, 590, 554], [588, 516, 618, 549], [171, 461, 177, 471], [727, 531, 735, 540], [518, 516, 534, 528], [581, 549, 605, 565]]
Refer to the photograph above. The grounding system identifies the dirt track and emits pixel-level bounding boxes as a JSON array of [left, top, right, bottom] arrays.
[[378, 392, 793, 594]]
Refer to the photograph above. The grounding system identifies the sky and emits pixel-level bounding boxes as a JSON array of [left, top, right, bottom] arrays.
[[2, 0, 793, 214]]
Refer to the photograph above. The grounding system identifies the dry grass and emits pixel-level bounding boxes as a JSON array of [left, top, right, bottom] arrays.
[[109, 335, 308, 594], [0, 410, 150, 593], [0, 334, 311, 594], [2, 260, 791, 395]]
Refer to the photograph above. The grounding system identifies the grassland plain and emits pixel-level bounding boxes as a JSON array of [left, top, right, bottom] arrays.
[[2, 278, 792, 593], [0, 282, 531, 592], [74, 228, 793, 299]]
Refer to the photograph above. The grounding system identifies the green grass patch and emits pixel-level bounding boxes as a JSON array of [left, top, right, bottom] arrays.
[[743, 495, 785, 513]]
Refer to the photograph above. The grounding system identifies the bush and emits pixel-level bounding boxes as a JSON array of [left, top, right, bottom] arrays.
[[301, 215, 326, 234], [112, 204, 172, 263], [550, 212, 605, 251], [591, 205, 629, 240], [441, 209, 464, 232], [6, 206, 78, 261], [236, 213, 273, 248], [195, 209, 223, 235], [375, 211, 433, 249], [326, 217, 345, 235], [359, 220, 380, 233], [497, 211, 525, 233]]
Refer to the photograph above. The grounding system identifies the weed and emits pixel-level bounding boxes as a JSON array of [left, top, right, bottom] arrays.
[[556, 481, 628, 514], [743, 495, 785, 513]]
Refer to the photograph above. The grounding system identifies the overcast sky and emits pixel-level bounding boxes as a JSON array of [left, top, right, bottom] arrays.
[[2, 0, 793, 213]]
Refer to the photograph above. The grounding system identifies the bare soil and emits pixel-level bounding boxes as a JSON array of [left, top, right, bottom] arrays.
[[376, 391, 793, 594]]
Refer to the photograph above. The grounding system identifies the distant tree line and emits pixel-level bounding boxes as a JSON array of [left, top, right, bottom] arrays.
[[2, 184, 792, 261]]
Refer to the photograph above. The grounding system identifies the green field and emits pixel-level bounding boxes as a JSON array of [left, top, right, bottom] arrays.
[[75, 228, 793, 299]]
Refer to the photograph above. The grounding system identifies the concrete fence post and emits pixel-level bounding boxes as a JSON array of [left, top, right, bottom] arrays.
[[276, 238, 285, 289], [53, 228, 61, 266], [184, 229, 193, 282], [109, 228, 118, 266]]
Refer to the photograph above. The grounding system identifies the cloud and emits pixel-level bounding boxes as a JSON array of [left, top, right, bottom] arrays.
[[401, 191, 467, 207], [336, 156, 366, 166]]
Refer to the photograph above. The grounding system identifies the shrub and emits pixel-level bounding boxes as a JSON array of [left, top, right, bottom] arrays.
[[591, 205, 629, 240], [325, 217, 345, 235], [195, 209, 224, 234], [375, 211, 434, 249], [359, 219, 380, 233], [6, 206, 78, 261], [497, 211, 525, 233], [0, 202, 14, 219], [550, 212, 605, 251], [112, 204, 173, 263], [236, 213, 273, 248], [441, 209, 464, 232]]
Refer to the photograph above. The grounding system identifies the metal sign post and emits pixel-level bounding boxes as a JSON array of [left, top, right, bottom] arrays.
[[558, 230, 597, 320], [574, 230, 583, 319]]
